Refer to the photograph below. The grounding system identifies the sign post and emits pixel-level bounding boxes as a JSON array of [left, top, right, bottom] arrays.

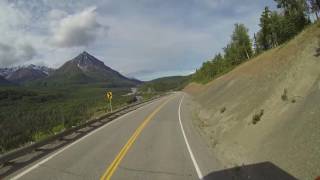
[[105, 91, 113, 112]]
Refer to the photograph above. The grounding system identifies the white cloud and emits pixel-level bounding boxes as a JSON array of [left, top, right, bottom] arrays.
[[202, 0, 225, 9], [48, 9, 68, 20], [95, 16, 234, 77], [0, 1, 30, 31], [0, 42, 36, 67], [50, 6, 108, 48], [0, 1, 37, 67], [0, 0, 276, 80]]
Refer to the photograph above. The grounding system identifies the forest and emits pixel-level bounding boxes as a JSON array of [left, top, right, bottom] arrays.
[[0, 85, 134, 153], [193, 0, 320, 83], [139, 76, 190, 92]]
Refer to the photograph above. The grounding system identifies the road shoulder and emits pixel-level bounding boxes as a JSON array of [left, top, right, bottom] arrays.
[[179, 93, 222, 177]]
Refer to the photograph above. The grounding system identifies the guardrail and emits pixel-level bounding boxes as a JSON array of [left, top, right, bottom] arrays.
[[0, 94, 165, 166]]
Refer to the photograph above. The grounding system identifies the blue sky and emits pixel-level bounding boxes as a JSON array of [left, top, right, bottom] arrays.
[[0, 0, 275, 80]]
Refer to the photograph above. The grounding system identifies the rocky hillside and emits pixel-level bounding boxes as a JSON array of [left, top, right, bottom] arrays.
[[41, 51, 141, 87], [0, 76, 12, 85], [6, 67, 47, 83], [0, 65, 54, 84], [185, 24, 320, 179]]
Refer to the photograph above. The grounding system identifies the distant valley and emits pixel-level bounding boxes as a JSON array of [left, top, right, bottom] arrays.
[[0, 51, 185, 153]]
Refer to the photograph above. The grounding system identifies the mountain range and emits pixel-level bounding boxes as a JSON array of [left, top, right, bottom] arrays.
[[0, 51, 141, 87], [0, 65, 54, 84], [0, 76, 12, 85]]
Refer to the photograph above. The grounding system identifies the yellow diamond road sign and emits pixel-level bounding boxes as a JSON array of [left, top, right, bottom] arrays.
[[106, 91, 112, 100]]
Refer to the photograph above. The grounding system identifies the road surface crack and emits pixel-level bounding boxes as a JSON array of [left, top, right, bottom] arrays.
[[119, 165, 192, 177]]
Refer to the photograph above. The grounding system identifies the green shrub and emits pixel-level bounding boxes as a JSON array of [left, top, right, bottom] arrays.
[[220, 107, 226, 113], [252, 109, 264, 124], [281, 88, 288, 101]]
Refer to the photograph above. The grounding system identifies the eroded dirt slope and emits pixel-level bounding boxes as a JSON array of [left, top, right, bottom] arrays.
[[185, 24, 320, 179]]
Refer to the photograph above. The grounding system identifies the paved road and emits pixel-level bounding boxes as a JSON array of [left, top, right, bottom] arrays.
[[6, 92, 220, 180]]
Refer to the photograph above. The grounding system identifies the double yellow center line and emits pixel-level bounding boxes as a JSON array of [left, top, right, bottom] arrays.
[[100, 98, 171, 180]]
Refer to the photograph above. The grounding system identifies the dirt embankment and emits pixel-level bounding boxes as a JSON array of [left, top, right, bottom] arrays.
[[185, 24, 320, 179], [183, 82, 206, 95]]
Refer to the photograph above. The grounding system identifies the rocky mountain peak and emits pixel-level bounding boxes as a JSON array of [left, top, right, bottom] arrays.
[[71, 51, 107, 72]]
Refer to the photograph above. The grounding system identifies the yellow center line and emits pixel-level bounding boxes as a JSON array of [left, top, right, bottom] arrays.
[[100, 97, 172, 180]]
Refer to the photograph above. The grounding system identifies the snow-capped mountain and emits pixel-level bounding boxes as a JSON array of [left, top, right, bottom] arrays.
[[0, 64, 54, 83], [0, 67, 20, 77], [26, 64, 54, 75]]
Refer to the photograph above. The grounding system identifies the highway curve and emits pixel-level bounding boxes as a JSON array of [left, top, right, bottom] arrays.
[[7, 92, 220, 180]]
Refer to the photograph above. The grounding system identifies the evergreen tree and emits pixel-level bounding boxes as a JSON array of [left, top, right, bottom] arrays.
[[259, 7, 272, 50], [269, 11, 282, 46], [274, 0, 310, 32], [253, 33, 263, 55], [224, 43, 239, 65], [231, 24, 253, 60], [192, 0, 313, 85]]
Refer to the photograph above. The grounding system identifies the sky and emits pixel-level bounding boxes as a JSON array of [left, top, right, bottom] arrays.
[[0, 0, 276, 81]]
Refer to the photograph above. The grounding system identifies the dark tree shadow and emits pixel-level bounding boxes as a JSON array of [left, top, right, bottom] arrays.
[[315, 36, 320, 57], [315, 48, 320, 57], [203, 162, 298, 180]]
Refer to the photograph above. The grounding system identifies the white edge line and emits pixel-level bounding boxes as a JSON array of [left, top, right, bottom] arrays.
[[178, 94, 203, 179], [10, 99, 162, 180]]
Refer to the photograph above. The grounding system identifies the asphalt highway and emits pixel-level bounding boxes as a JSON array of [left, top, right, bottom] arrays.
[[7, 92, 220, 180]]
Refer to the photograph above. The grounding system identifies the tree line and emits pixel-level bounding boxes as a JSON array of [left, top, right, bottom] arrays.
[[0, 89, 92, 152], [0, 86, 133, 153], [193, 0, 320, 83]]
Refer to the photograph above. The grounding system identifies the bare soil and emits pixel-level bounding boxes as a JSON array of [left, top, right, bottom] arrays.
[[185, 23, 320, 179]]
